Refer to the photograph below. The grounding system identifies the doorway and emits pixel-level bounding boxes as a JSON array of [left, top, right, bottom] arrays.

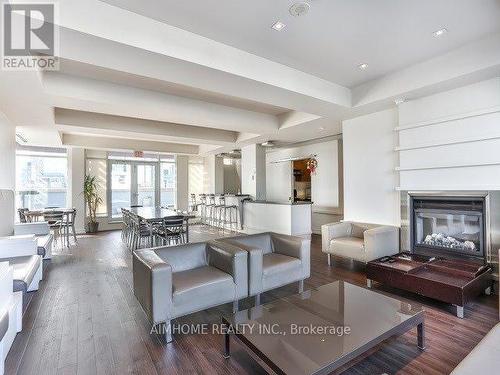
[[108, 160, 159, 218], [292, 159, 312, 202]]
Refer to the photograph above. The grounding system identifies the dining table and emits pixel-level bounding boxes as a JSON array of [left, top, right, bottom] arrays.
[[126, 206, 195, 242], [24, 208, 75, 247]]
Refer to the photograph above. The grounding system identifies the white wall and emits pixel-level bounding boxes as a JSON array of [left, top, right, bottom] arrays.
[[397, 77, 500, 190], [343, 108, 400, 226], [68, 147, 86, 233], [266, 138, 343, 233]]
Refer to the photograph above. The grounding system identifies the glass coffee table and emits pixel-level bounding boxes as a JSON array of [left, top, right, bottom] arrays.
[[221, 280, 425, 375]]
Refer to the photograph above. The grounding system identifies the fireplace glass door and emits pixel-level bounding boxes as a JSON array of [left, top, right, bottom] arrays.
[[414, 209, 482, 256]]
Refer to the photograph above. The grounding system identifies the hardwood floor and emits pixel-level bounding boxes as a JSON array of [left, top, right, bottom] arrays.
[[5, 227, 498, 375]]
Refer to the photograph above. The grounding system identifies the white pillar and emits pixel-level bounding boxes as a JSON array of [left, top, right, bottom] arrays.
[[204, 155, 224, 194], [0, 112, 16, 236], [0, 113, 15, 191], [241, 144, 266, 200], [67, 147, 86, 233], [176, 155, 189, 211]]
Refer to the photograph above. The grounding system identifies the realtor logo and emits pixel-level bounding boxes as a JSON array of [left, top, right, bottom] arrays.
[[2, 2, 59, 70]]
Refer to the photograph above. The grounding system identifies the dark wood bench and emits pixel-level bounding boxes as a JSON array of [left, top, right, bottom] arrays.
[[366, 252, 492, 318]]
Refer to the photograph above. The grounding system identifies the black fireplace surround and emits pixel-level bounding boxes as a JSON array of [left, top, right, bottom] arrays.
[[410, 196, 485, 260]]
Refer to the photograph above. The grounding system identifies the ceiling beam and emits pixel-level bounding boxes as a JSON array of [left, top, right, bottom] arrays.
[[55, 108, 237, 145], [62, 133, 199, 154]]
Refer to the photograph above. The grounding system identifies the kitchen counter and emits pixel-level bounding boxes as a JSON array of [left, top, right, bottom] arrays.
[[243, 200, 312, 236], [245, 200, 312, 205]]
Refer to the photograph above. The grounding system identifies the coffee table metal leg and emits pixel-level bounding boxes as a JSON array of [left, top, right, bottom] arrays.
[[366, 279, 372, 288], [222, 319, 231, 359], [417, 322, 425, 350], [455, 305, 464, 319]]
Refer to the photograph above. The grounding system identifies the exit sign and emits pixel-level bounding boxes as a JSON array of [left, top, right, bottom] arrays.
[[133, 150, 144, 158]]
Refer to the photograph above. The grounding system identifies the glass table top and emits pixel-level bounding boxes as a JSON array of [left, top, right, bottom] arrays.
[[223, 280, 423, 375]]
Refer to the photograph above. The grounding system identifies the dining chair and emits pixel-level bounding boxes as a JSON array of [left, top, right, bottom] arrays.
[[43, 211, 64, 247], [130, 213, 153, 250], [17, 208, 29, 223], [155, 216, 186, 246], [61, 209, 78, 246]]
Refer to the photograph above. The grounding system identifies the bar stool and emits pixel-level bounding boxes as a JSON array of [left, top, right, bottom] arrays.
[[218, 196, 239, 232], [205, 194, 216, 227], [214, 195, 226, 229], [198, 194, 207, 224], [189, 194, 202, 212]]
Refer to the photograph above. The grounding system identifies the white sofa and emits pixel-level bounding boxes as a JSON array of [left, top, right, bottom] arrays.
[[450, 322, 500, 375], [14, 222, 53, 259], [321, 221, 399, 264], [0, 235, 43, 293], [0, 262, 23, 375], [451, 249, 500, 374]]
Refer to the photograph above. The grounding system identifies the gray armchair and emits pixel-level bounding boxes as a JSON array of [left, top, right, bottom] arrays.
[[133, 240, 247, 342], [216, 232, 310, 305], [322, 221, 399, 264]]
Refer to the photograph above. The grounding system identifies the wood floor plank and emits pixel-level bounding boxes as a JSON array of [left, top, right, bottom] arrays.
[[5, 227, 499, 375]]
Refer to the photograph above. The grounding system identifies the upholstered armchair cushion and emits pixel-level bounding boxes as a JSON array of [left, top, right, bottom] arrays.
[[216, 232, 311, 296], [322, 221, 399, 263], [133, 241, 247, 325], [330, 237, 365, 259]]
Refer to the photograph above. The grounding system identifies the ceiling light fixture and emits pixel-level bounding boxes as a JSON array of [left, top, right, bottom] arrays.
[[318, 127, 325, 131], [432, 28, 448, 37], [358, 63, 368, 70], [261, 141, 275, 147], [271, 21, 286, 31], [394, 97, 406, 105]]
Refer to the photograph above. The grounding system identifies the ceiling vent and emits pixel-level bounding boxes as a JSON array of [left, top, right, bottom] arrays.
[[289, 2, 310, 17], [16, 133, 28, 144]]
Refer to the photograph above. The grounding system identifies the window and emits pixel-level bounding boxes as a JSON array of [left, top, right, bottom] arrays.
[[86, 158, 107, 216], [16, 148, 68, 212], [161, 155, 176, 207], [189, 156, 205, 196]]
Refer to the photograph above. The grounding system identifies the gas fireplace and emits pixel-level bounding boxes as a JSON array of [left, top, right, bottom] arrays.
[[410, 196, 485, 259]]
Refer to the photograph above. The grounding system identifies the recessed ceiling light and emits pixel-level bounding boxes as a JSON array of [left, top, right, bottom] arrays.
[[394, 97, 406, 105], [271, 21, 286, 31], [318, 127, 325, 131], [358, 63, 368, 70], [432, 28, 448, 37]]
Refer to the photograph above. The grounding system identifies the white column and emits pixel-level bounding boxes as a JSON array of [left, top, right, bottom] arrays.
[[241, 144, 266, 200], [67, 147, 86, 233], [204, 155, 224, 194], [176, 155, 189, 211], [0, 113, 15, 191], [0, 112, 16, 236]]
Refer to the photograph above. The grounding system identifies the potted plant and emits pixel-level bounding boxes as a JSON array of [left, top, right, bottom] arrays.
[[83, 175, 103, 233]]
